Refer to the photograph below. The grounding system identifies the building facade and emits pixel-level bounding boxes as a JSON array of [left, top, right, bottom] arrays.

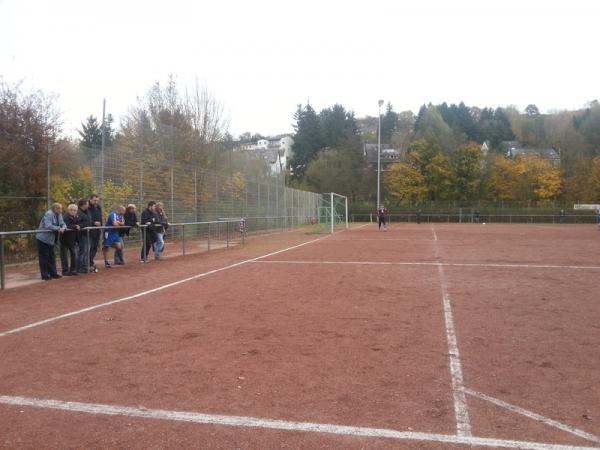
[[238, 135, 294, 174]]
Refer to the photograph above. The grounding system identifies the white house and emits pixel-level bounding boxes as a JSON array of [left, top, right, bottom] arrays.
[[239, 135, 294, 174]]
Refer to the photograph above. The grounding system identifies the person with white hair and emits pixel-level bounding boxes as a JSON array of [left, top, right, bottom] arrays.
[[36, 202, 66, 280], [154, 202, 169, 260], [60, 203, 81, 276]]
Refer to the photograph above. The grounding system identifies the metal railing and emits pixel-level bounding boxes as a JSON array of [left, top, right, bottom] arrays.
[[352, 213, 599, 224], [0, 219, 245, 290]]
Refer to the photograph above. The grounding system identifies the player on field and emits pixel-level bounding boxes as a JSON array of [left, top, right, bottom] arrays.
[[377, 205, 389, 231]]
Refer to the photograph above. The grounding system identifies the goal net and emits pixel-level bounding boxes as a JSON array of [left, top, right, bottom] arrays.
[[317, 192, 348, 233]]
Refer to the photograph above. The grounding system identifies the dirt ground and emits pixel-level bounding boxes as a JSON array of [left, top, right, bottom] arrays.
[[1, 223, 599, 449]]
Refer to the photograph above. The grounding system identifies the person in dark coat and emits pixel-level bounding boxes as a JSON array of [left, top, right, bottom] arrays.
[[60, 204, 81, 276], [140, 201, 159, 262], [123, 204, 138, 236], [36, 203, 66, 280], [377, 205, 389, 231], [87, 194, 103, 272], [76, 199, 92, 273]]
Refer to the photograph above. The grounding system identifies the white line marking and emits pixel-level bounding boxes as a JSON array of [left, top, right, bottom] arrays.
[[0, 395, 598, 450], [252, 260, 600, 270], [432, 224, 471, 436], [0, 236, 330, 338], [252, 260, 418, 265], [329, 238, 435, 242], [465, 389, 600, 444], [347, 223, 370, 230]]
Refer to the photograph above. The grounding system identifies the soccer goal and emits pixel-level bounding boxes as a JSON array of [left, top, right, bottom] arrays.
[[318, 192, 348, 233]]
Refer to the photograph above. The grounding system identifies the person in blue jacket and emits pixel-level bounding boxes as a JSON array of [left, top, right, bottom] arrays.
[[102, 205, 125, 268]]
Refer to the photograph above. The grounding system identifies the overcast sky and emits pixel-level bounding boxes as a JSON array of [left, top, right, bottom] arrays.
[[1, 0, 599, 138]]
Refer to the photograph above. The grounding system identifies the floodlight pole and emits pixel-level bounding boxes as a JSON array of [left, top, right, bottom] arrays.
[[46, 144, 51, 209], [377, 99, 384, 210]]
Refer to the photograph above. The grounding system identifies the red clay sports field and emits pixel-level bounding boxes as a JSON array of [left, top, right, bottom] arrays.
[[1, 223, 599, 449]]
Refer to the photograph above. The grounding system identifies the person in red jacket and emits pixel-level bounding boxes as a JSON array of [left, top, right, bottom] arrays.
[[377, 205, 389, 231]]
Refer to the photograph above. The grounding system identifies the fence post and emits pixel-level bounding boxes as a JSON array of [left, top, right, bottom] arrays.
[[194, 170, 198, 222], [86, 228, 91, 273], [226, 221, 230, 248], [182, 224, 186, 256], [207, 223, 211, 251], [170, 167, 175, 223], [242, 220, 245, 245], [330, 192, 334, 234], [1, 234, 5, 290], [142, 226, 148, 263]]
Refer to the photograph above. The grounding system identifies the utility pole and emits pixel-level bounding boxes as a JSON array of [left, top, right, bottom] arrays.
[[47, 143, 51, 209], [139, 110, 144, 207], [100, 98, 106, 200], [377, 99, 384, 209]]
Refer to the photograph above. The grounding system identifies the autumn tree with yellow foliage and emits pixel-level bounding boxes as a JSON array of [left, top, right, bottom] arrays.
[[51, 167, 95, 207], [487, 155, 563, 203], [384, 153, 428, 205]]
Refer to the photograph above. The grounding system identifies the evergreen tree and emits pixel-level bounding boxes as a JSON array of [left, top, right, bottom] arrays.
[[478, 108, 515, 149], [78, 114, 116, 161], [525, 104, 540, 116], [493, 108, 516, 144], [104, 113, 115, 147], [78, 115, 103, 161], [318, 104, 358, 149], [456, 102, 479, 142], [79, 115, 102, 147], [574, 101, 600, 155], [380, 102, 398, 142], [438, 102, 478, 143], [290, 104, 322, 178], [414, 104, 428, 132], [413, 106, 455, 154]]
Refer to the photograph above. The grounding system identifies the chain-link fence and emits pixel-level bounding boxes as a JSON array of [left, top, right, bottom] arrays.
[[0, 138, 323, 279], [351, 212, 599, 224], [86, 144, 320, 231]]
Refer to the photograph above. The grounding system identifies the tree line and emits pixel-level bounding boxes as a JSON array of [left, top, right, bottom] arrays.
[[290, 101, 600, 206], [2, 73, 600, 232], [0, 78, 258, 229]]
